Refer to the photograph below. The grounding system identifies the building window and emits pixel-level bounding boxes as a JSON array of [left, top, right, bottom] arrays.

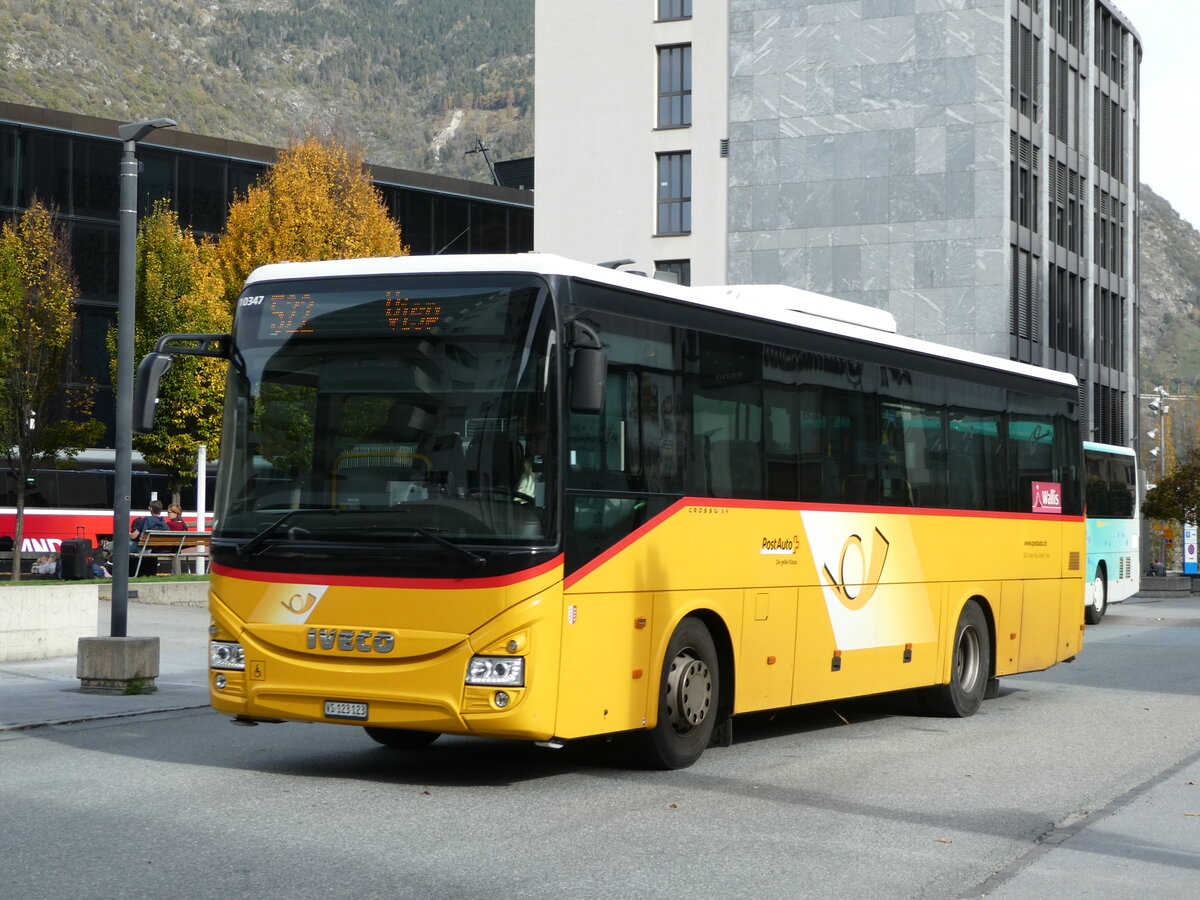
[[1010, 134, 1038, 232], [658, 45, 692, 128], [1048, 265, 1083, 357], [1092, 384, 1126, 446], [1010, 245, 1039, 343], [1052, 0, 1085, 51], [655, 259, 691, 285], [657, 0, 692, 21], [656, 152, 691, 236], [1010, 19, 1040, 121]]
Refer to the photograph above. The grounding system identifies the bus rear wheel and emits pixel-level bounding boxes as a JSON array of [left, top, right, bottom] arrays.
[[1085, 567, 1108, 625], [364, 726, 440, 749], [923, 600, 990, 717], [637, 617, 719, 770]]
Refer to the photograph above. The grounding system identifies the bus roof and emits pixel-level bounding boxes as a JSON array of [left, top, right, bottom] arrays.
[[245, 253, 1079, 390], [1083, 441, 1136, 456]]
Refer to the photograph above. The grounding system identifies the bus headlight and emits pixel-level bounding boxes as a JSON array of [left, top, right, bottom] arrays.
[[466, 656, 524, 687], [210, 641, 245, 671]]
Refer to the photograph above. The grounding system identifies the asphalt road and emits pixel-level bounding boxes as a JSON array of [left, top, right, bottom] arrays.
[[2, 596, 1198, 899]]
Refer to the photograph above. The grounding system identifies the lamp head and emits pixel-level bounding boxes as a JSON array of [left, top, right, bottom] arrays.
[[118, 118, 177, 143]]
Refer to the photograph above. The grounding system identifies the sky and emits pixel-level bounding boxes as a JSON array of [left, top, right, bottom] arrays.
[[1111, 1, 1200, 228]]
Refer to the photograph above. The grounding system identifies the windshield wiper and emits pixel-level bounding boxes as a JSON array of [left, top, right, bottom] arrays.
[[237, 509, 315, 558], [236, 511, 486, 567], [392, 526, 486, 568]]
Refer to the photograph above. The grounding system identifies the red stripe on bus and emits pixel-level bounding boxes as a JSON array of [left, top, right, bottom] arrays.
[[210, 554, 564, 590]]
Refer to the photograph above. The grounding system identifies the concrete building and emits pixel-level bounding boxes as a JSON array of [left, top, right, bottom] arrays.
[[535, 0, 1140, 446]]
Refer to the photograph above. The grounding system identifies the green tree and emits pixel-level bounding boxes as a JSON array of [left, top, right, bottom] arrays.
[[1142, 451, 1200, 526], [114, 202, 230, 502], [0, 201, 103, 581]]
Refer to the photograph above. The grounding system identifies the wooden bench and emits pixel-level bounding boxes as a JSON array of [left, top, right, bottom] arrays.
[[133, 531, 212, 576]]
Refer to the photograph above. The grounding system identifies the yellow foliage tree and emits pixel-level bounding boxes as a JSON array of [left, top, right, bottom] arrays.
[[209, 135, 408, 474], [215, 135, 407, 306]]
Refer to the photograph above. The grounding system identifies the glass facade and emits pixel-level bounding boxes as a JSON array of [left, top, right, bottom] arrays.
[[0, 106, 533, 445]]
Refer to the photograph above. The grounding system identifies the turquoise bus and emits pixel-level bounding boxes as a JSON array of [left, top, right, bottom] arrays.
[[1083, 441, 1140, 623]]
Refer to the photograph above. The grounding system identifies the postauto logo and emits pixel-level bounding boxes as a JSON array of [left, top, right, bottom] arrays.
[[760, 535, 799, 555]]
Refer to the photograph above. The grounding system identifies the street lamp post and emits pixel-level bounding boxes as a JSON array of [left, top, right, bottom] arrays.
[[1147, 386, 1171, 572], [110, 117, 175, 638]]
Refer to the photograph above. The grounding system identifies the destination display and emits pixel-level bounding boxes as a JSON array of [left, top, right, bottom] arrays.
[[253, 292, 443, 338], [235, 276, 540, 342]]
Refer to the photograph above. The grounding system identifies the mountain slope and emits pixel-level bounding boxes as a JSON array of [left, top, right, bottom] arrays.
[[1139, 185, 1200, 390], [0, 0, 535, 181]]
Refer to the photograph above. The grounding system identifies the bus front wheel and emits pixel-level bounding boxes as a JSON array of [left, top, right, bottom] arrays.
[[638, 617, 720, 770], [1085, 567, 1107, 625], [364, 726, 440, 749], [923, 601, 990, 717]]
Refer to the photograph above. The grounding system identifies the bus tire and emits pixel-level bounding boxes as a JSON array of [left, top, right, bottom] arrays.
[[638, 617, 719, 770], [364, 726, 440, 749], [1085, 566, 1107, 625], [923, 600, 990, 718]]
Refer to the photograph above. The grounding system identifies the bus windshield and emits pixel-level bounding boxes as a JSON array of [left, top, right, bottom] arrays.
[[212, 273, 558, 574]]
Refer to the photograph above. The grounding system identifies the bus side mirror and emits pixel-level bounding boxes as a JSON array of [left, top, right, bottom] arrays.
[[570, 347, 607, 415], [133, 352, 173, 434]]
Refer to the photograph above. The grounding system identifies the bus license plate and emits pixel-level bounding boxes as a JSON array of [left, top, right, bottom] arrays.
[[324, 700, 368, 720]]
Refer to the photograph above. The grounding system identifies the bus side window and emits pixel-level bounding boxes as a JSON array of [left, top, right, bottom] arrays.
[[688, 337, 762, 499], [948, 413, 1006, 511], [1010, 415, 1056, 511]]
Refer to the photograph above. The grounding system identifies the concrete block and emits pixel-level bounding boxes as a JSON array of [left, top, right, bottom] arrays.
[[76, 636, 161, 694], [97, 580, 208, 607], [0, 584, 99, 662]]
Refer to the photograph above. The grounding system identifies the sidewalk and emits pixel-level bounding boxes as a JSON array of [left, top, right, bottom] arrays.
[[0, 599, 211, 732], [980, 589, 1200, 899]]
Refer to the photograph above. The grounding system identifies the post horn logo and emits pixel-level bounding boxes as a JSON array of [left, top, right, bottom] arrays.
[[282, 592, 319, 615], [820, 527, 890, 611]]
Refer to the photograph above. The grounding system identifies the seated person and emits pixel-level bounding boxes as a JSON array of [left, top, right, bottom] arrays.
[[130, 500, 167, 575]]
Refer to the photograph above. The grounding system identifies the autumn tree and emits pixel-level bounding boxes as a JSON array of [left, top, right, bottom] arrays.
[[212, 135, 407, 476], [214, 134, 407, 306], [113, 202, 230, 502], [0, 202, 103, 580]]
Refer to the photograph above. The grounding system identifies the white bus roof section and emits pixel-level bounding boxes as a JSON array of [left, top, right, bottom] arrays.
[[1083, 441, 1136, 456], [688, 284, 897, 334], [245, 253, 1079, 390]]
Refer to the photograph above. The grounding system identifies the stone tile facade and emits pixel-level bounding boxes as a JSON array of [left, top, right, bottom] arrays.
[[728, 0, 1011, 356]]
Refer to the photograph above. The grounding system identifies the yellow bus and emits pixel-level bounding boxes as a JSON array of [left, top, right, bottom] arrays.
[[136, 254, 1085, 768]]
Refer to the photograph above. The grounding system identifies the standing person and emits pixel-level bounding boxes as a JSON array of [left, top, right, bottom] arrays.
[[129, 500, 166, 576], [165, 503, 188, 531]]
